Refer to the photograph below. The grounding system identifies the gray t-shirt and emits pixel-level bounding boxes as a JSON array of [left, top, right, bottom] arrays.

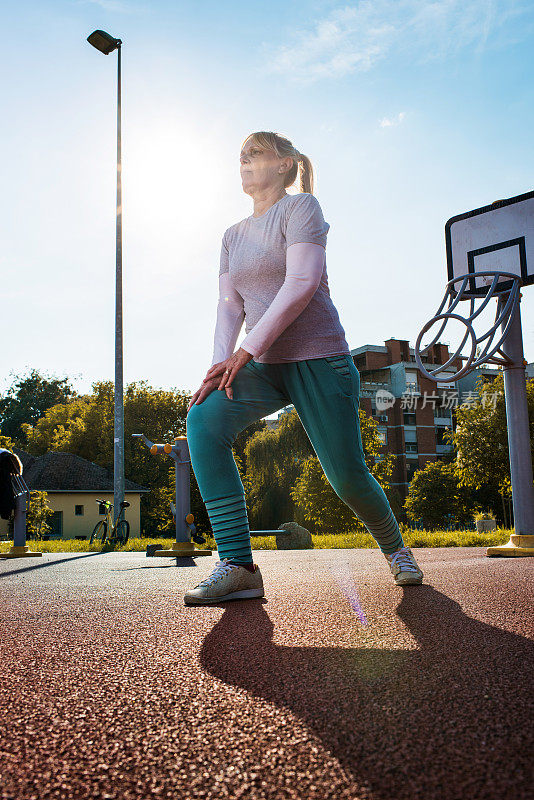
[[220, 192, 350, 363]]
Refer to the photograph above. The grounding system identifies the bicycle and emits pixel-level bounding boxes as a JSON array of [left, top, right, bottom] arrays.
[[89, 499, 130, 547]]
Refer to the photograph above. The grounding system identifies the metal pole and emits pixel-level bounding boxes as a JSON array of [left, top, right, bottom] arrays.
[[175, 439, 191, 543], [500, 296, 534, 539], [13, 480, 29, 548], [114, 43, 125, 525]]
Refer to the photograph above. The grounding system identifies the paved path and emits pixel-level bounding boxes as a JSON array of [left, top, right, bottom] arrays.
[[0, 548, 532, 800]]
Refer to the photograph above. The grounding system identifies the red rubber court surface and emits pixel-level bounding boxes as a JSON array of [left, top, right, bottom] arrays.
[[0, 547, 532, 800]]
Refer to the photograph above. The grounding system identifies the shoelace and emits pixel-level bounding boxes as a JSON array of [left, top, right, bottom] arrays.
[[195, 559, 236, 588], [388, 547, 420, 573]]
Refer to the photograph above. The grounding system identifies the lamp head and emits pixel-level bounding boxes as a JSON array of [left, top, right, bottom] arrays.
[[87, 30, 122, 54]]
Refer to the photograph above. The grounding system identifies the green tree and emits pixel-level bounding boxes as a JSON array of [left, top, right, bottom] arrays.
[[26, 491, 54, 540], [452, 372, 534, 519], [403, 459, 477, 529], [233, 420, 266, 473], [0, 369, 76, 445], [243, 406, 397, 533], [290, 409, 398, 533], [19, 397, 92, 455], [0, 435, 16, 451], [241, 409, 315, 530]]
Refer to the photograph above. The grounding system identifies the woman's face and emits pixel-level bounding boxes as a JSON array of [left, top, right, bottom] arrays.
[[239, 139, 292, 196]]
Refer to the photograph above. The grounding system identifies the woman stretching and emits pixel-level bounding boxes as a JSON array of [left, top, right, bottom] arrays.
[[184, 131, 423, 605]]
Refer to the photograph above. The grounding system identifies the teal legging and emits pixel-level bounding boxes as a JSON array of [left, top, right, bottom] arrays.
[[186, 354, 404, 563]]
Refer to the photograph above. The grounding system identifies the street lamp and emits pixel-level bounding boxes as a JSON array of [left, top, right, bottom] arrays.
[[87, 29, 125, 526]]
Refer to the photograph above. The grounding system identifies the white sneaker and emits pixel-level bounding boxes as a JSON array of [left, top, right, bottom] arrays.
[[184, 559, 264, 605], [384, 546, 424, 585]]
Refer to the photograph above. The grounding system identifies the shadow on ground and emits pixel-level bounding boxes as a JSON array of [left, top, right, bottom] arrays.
[[200, 585, 533, 799], [0, 551, 103, 578]]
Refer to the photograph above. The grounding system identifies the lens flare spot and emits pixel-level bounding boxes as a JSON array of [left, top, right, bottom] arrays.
[[328, 561, 368, 626]]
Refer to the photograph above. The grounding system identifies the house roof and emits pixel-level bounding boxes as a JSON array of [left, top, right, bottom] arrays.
[[12, 448, 150, 493]]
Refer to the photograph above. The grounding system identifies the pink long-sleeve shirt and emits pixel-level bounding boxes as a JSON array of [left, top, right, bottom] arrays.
[[211, 192, 350, 366]]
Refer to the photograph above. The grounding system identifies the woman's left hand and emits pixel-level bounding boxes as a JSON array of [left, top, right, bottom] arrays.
[[202, 347, 254, 399]]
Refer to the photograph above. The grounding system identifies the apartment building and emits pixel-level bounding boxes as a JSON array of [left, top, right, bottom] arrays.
[[267, 339, 531, 502], [351, 338, 462, 500]]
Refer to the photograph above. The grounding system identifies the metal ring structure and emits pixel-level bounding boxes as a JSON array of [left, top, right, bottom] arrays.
[[414, 270, 522, 383]]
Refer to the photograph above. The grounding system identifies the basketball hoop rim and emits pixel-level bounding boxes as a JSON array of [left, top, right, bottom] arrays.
[[447, 270, 522, 299]]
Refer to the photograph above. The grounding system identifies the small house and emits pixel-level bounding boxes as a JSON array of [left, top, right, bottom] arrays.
[[0, 448, 149, 540]]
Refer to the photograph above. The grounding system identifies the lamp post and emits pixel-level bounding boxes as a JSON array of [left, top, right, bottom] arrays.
[[87, 30, 124, 525]]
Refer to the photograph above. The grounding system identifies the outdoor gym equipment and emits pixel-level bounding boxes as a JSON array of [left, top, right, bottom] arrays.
[[132, 433, 289, 557], [0, 449, 42, 559], [414, 190, 534, 557], [132, 434, 212, 557]]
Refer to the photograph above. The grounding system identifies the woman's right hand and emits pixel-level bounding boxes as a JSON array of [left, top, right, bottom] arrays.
[[187, 377, 231, 413]]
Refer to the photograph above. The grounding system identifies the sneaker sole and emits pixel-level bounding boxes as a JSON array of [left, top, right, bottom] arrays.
[[395, 573, 424, 585], [184, 588, 264, 605]]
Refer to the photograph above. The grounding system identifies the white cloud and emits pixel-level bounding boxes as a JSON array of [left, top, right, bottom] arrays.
[[379, 111, 407, 128], [74, 0, 137, 12], [261, 0, 532, 84]]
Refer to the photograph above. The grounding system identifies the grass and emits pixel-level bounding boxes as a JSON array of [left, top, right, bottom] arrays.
[[251, 527, 512, 550], [0, 528, 513, 554]]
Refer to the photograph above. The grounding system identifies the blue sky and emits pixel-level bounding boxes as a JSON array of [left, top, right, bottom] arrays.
[[2, 0, 534, 404]]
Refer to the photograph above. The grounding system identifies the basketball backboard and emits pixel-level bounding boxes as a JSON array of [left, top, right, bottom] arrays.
[[445, 190, 534, 297]]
